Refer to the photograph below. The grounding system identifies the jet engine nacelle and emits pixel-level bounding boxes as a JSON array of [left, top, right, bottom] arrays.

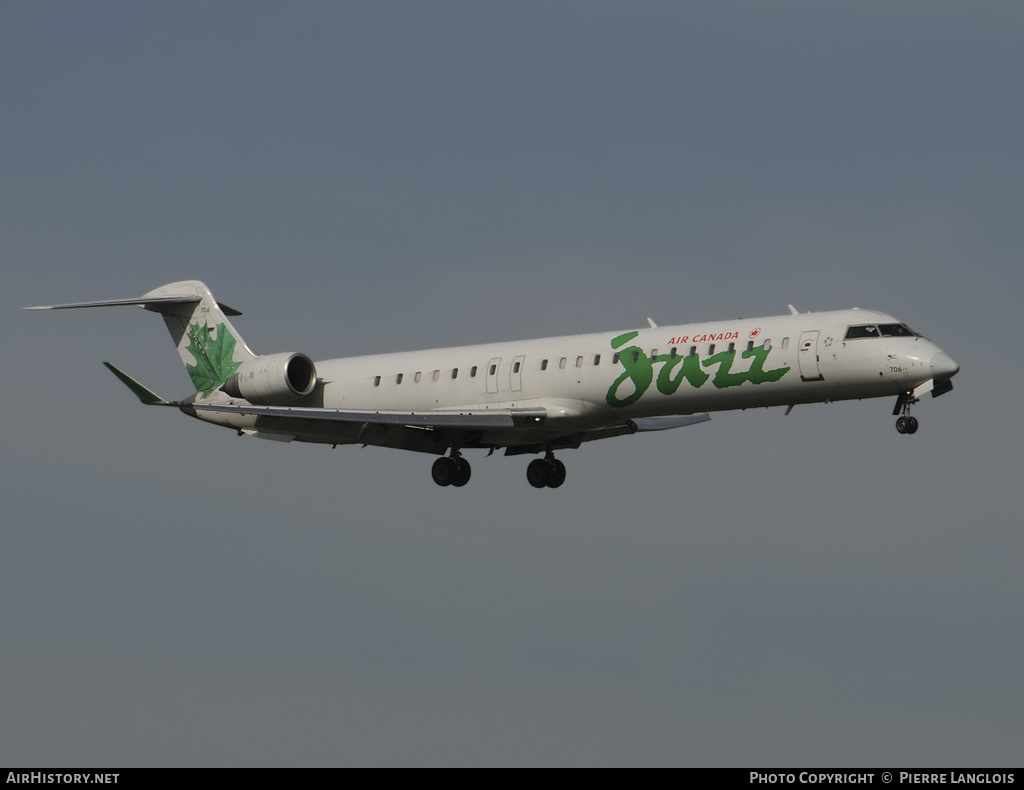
[[222, 352, 317, 404]]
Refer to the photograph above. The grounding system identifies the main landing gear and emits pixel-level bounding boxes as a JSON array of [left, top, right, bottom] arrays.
[[893, 392, 920, 435], [430, 448, 568, 489], [527, 452, 566, 489], [431, 451, 471, 487]]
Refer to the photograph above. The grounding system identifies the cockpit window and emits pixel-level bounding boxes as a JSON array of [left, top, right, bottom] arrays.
[[846, 323, 919, 340], [878, 323, 918, 338], [845, 325, 880, 340]]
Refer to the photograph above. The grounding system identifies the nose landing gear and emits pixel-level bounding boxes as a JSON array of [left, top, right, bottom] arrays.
[[893, 392, 920, 435]]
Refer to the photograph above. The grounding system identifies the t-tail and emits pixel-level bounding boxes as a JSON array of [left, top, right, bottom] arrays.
[[26, 280, 259, 397], [145, 281, 258, 395]]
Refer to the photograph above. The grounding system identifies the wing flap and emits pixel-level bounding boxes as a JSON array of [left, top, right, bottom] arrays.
[[630, 414, 711, 431], [192, 402, 548, 430]]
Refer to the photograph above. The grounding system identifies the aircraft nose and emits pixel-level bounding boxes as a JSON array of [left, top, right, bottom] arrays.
[[930, 351, 959, 380]]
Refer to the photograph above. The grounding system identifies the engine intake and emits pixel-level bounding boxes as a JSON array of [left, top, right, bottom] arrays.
[[222, 352, 317, 404]]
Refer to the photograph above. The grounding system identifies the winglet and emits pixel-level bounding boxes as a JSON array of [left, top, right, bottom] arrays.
[[103, 362, 169, 405], [788, 304, 799, 316]]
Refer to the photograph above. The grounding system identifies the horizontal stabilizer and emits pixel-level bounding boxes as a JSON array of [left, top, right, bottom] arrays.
[[26, 295, 200, 311], [103, 362, 173, 406], [25, 289, 241, 316], [630, 414, 711, 432], [192, 402, 548, 430], [27, 281, 253, 398]]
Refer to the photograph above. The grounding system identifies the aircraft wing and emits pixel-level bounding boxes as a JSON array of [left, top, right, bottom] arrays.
[[100, 363, 548, 430], [191, 402, 709, 452], [191, 402, 548, 429], [102, 363, 709, 439], [190, 404, 712, 432]]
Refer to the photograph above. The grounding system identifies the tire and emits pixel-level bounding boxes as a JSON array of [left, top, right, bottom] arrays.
[[452, 457, 472, 487], [527, 458, 550, 488], [547, 459, 566, 489], [896, 416, 909, 434], [432, 456, 456, 486]]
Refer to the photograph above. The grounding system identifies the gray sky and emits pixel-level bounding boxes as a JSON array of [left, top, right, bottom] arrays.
[[3, 2, 1022, 767]]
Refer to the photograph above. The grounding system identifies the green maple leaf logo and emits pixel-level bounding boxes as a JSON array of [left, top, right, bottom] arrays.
[[185, 322, 243, 395]]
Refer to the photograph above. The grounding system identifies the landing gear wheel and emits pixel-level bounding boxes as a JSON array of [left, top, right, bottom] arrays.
[[527, 457, 567, 488], [432, 456, 457, 486], [452, 457, 472, 487], [547, 459, 566, 489], [893, 392, 921, 436], [527, 458, 549, 488]]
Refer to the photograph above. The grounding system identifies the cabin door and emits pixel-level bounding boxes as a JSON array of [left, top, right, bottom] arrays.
[[510, 355, 526, 392], [798, 331, 824, 381], [486, 357, 502, 394]]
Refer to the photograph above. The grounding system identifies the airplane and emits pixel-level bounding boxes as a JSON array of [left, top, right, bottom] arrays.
[[27, 280, 959, 489]]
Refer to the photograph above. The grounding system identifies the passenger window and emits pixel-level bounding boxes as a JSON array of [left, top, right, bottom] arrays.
[[451, 368, 458, 379], [593, 354, 601, 365], [727, 342, 735, 353], [689, 346, 697, 357], [415, 372, 422, 383], [373, 376, 381, 387], [746, 341, 754, 352], [470, 366, 477, 377], [708, 344, 716, 355], [513, 361, 520, 374], [763, 339, 772, 350], [670, 347, 678, 358], [612, 353, 620, 364], [781, 337, 789, 349], [651, 349, 658, 360], [433, 370, 440, 382], [396, 373, 403, 385], [489, 364, 496, 376], [559, 358, 567, 369], [541, 359, 548, 371], [576, 356, 583, 368], [631, 351, 640, 363]]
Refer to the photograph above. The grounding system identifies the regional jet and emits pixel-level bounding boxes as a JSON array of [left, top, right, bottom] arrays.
[[27, 280, 959, 488]]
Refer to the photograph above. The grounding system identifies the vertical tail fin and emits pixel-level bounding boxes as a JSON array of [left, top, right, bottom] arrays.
[[141, 281, 257, 395], [26, 280, 257, 396]]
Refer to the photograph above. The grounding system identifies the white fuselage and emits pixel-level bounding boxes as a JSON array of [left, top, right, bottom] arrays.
[[196, 307, 958, 450]]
